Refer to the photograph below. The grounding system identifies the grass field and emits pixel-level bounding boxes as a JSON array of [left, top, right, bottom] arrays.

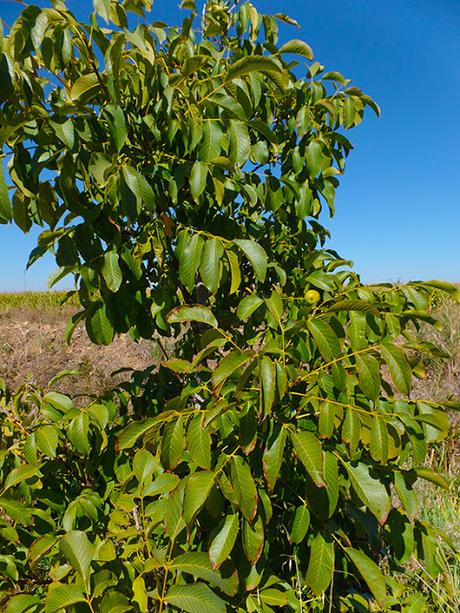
[[0, 290, 79, 311]]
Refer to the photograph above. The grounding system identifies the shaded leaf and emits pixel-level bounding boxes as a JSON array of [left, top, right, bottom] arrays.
[[233, 239, 267, 282], [345, 547, 387, 606]]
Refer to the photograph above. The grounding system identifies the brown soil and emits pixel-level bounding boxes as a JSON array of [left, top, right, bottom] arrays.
[[0, 307, 153, 399]]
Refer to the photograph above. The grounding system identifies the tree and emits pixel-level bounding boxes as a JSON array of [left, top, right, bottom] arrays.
[[0, 1, 458, 611]]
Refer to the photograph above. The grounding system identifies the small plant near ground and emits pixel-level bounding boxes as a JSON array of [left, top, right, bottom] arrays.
[[0, 1, 459, 611]]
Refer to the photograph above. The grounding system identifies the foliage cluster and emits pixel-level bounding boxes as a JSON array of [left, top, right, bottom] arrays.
[[0, 0, 459, 611]]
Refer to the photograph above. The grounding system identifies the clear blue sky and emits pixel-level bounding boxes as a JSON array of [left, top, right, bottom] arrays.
[[0, 0, 459, 290]]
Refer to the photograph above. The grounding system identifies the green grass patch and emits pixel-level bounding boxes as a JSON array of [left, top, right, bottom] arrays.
[[0, 291, 78, 311]]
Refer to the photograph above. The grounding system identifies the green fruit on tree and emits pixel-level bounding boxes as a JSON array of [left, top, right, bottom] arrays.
[[304, 289, 321, 305]]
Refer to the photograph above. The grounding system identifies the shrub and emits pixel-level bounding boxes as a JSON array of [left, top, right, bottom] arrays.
[[0, 1, 458, 610]]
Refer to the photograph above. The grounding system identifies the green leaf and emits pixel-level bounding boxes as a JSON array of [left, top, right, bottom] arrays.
[[29, 534, 58, 567], [260, 356, 276, 415], [35, 425, 59, 458], [161, 417, 185, 470], [209, 514, 239, 569], [133, 448, 157, 483], [43, 391, 74, 413], [274, 13, 301, 27], [165, 583, 226, 613], [279, 39, 313, 59], [212, 351, 252, 387], [176, 232, 204, 291], [327, 299, 379, 315], [318, 401, 335, 438], [45, 585, 86, 613], [231, 456, 258, 522], [106, 105, 127, 152], [101, 251, 123, 292], [289, 504, 310, 544], [51, 119, 75, 150], [290, 430, 325, 487], [345, 548, 387, 606], [305, 531, 335, 595], [356, 354, 380, 401], [381, 343, 412, 395], [162, 358, 193, 374], [5, 594, 41, 613], [233, 239, 267, 282], [199, 238, 224, 293], [167, 305, 218, 328], [305, 140, 325, 178], [415, 467, 449, 490], [370, 417, 389, 463], [237, 295, 264, 320], [188, 415, 212, 470], [117, 417, 157, 450], [228, 120, 251, 166], [199, 121, 222, 162], [307, 319, 340, 360], [67, 412, 90, 455], [190, 161, 208, 201], [0, 497, 33, 525], [260, 589, 289, 607], [227, 55, 287, 87], [60, 530, 95, 589], [132, 576, 148, 612], [171, 552, 237, 596], [263, 425, 287, 491], [242, 514, 264, 564], [342, 96, 356, 128], [348, 312, 368, 350], [86, 303, 114, 345], [342, 409, 360, 452], [3, 464, 39, 494], [346, 462, 391, 524], [226, 250, 241, 294], [70, 72, 100, 102], [122, 166, 156, 211], [0, 161, 12, 222], [99, 591, 131, 613], [183, 470, 215, 525], [394, 471, 418, 520]]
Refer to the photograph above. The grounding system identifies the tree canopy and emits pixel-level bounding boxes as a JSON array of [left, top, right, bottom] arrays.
[[0, 1, 458, 611]]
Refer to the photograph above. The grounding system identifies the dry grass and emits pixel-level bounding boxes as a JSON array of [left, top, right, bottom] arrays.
[[0, 292, 152, 400]]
